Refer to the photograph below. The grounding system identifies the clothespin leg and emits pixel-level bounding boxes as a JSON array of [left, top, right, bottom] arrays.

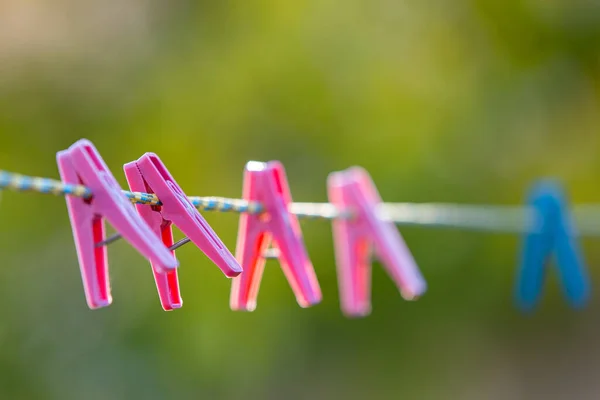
[[152, 226, 182, 310], [553, 191, 590, 308], [230, 229, 272, 311]]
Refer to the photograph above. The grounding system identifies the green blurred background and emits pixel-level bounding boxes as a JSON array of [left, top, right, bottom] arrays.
[[0, 1, 599, 399]]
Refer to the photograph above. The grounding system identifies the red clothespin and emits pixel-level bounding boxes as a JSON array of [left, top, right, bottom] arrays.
[[328, 167, 426, 317], [124, 153, 242, 310], [230, 161, 321, 311], [57, 139, 178, 309]]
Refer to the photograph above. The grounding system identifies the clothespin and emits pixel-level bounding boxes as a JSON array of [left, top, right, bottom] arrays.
[[123, 153, 242, 310], [230, 161, 321, 311], [515, 181, 590, 311], [328, 167, 426, 317], [57, 139, 178, 309]]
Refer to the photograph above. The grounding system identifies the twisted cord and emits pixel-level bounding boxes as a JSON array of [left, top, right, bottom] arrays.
[[0, 170, 264, 214], [3, 169, 600, 236]]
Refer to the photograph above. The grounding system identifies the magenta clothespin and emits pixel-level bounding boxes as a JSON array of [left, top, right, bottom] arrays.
[[230, 161, 321, 311], [328, 167, 426, 317], [124, 153, 242, 309], [57, 139, 178, 309]]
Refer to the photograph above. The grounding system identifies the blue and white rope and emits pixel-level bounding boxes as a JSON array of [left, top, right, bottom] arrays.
[[0, 170, 263, 214], [2, 169, 600, 235]]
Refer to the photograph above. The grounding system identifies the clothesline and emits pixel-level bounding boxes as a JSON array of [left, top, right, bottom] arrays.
[[2, 169, 600, 235]]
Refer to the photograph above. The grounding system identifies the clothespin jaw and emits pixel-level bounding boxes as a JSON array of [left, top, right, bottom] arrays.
[[516, 181, 590, 312], [328, 167, 426, 317], [124, 153, 243, 309], [57, 139, 178, 309], [230, 161, 322, 311]]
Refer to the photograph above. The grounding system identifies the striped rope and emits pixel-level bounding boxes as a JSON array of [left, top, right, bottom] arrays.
[[3, 169, 600, 235], [0, 170, 264, 214], [0, 170, 92, 198]]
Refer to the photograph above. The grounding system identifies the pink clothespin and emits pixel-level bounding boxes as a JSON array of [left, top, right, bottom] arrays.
[[328, 167, 426, 317], [230, 161, 321, 311], [57, 139, 178, 309], [124, 153, 242, 310]]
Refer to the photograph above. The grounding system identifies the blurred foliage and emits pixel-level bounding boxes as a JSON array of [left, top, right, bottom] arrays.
[[0, 0, 599, 399]]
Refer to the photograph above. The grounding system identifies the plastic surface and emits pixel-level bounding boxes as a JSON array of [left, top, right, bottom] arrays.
[[124, 153, 242, 310], [230, 161, 322, 311], [57, 139, 178, 309], [516, 181, 590, 311], [328, 167, 426, 317]]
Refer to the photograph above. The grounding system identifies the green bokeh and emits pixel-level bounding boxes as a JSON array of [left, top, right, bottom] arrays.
[[0, 1, 599, 398]]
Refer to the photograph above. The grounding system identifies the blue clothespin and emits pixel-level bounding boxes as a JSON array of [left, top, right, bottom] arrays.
[[515, 181, 590, 312]]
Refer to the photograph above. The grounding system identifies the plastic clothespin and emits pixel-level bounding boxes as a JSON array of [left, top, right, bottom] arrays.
[[57, 139, 178, 309], [515, 181, 590, 312], [327, 167, 426, 317], [124, 153, 243, 310], [230, 161, 322, 311]]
